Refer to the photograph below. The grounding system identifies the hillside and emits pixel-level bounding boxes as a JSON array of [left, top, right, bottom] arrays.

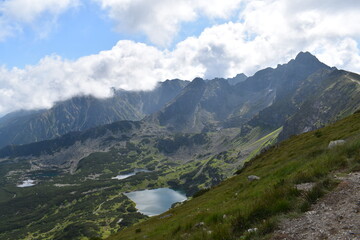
[[108, 111, 360, 240]]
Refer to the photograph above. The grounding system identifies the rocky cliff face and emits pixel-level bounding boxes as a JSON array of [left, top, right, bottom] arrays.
[[278, 70, 360, 140], [245, 52, 331, 130], [150, 52, 332, 133], [226, 73, 247, 85]]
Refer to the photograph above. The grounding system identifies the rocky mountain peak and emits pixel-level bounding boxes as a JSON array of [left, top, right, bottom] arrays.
[[294, 51, 321, 65], [191, 77, 205, 86], [227, 73, 248, 85]]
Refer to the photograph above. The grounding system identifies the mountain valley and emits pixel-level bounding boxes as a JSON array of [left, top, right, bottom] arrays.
[[0, 52, 360, 240]]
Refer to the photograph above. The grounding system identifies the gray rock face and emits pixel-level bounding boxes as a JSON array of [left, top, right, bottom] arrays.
[[153, 52, 327, 133], [296, 182, 316, 191], [279, 70, 360, 141], [226, 73, 247, 85], [328, 140, 346, 149]]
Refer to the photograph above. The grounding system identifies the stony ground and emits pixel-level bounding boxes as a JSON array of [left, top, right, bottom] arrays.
[[272, 172, 360, 240]]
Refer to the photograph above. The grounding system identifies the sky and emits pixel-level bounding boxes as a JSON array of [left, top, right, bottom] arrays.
[[0, 0, 360, 116]]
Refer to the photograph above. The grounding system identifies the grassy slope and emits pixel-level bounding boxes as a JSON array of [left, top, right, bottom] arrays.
[[109, 112, 360, 240]]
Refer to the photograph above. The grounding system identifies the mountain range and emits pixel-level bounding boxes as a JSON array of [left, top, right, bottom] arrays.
[[0, 79, 188, 148], [0, 52, 359, 240]]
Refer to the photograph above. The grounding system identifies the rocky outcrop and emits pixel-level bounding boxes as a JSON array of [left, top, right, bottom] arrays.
[[247, 175, 261, 181], [328, 140, 346, 149], [279, 71, 360, 141], [151, 52, 330, 133]]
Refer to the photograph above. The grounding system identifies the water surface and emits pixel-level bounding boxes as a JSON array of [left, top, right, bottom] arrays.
[[124, 188, 187, 216]]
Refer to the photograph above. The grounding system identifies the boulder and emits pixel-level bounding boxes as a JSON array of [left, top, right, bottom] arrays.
[[247, 228, 258, 233], [159, 214, 173, 219], [194, 222, 205, 228], [328, 140, 346, 149], [295, 182, 316, 191], [247, 175, 261, 181]]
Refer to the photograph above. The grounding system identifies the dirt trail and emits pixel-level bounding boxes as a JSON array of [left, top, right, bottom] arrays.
[[272, 172, 360, 240]]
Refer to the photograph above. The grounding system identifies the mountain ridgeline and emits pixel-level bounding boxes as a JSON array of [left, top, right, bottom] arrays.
[[1, 52, 358, 148], [0, 79, 188, 148], [149, 52, 357, 134], [0, 52, 360, 240]]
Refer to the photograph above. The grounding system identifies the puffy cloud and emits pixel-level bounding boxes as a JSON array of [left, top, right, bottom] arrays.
[[0, 40, 204, 115], [92, 0, 360, 73], [94, 0, 243, 47], [237, 0, 360, 71], [1, 0, 360, 116], [0, 0, 79, 40]]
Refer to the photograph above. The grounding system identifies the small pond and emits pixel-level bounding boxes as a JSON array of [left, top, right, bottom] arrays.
[[124, 188, 187, 216], [17, 179, 36, 188], [112, 169, 150, 180]]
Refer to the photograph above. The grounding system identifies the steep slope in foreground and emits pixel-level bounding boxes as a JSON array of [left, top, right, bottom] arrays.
[[109, 111, 360, 240]]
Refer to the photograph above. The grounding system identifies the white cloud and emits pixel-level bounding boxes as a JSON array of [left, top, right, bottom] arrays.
[[92, 0, 360, 73], [94, 0, 243, 47], [237, 0, 360, 71], [0, 40, 204, 115], [315, 38, 360, 72], [1, 0, 360, 116], [0, 0, 79, 40]]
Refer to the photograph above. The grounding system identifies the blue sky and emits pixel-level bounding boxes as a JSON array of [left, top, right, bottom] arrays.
[[0, 1, 235, 68], [0, 1, 134, 68], [0, 0, 359, 116]]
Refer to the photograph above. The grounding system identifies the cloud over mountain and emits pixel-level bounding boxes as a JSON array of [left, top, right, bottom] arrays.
[[0, 0, 360, 116]]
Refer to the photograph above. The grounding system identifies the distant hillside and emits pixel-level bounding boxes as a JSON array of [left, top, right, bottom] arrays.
[[0, 79, 188, 148]]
